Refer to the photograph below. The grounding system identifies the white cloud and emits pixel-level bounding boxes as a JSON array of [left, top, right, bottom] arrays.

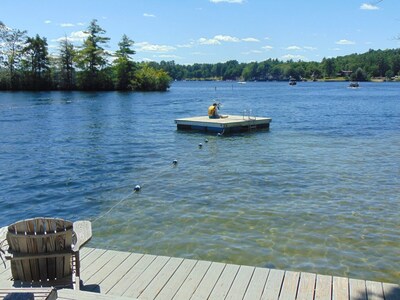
[[214, 35, 240, 42], [304, 46, 317, 51], [77, 22, 85, 26], [176, 42, 195, 48], [210, 0, 244, 3], [54, 31, 89, 43], [143, 13, 156, 17], [286, 45, 302, 50], [332, 47, 342, 51], [155, 54, 181, 59], [191, 51, 209, 56], [262, 45, 273, 50], [242, 37, 260, 42], [360, 3, 379, 10], [242, 50, 262, 55], [136, 42, 176, 52], [281, 54, 307, 61], [44, 20, 51, 24], [60, 23, 75, 27], [336, 39, 355, 45], [198, 37, 221, 45]]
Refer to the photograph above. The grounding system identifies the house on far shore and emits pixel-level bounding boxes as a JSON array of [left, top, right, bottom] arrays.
[[337, 70, 353, 77]]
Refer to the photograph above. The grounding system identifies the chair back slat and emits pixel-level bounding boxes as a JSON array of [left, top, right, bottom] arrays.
[[34, 218, 48, 281], [45, 219, 57, 281], [25, 220, 40, 281], [14, 221, 32, 282], [7, 224, 23, 280]]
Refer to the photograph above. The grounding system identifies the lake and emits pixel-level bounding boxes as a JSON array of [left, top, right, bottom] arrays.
[[0, 81, 399, 283]]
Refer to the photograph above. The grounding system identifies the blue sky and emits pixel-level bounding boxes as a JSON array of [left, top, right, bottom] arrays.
[[2, 0, 399, 64]]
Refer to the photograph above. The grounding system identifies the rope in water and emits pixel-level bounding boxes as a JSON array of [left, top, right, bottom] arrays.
[[90, 161, 178, 224]]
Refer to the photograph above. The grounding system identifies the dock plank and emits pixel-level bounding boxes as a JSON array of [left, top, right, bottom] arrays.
[[108, 254, 157, 296], [297, 272, 316, 300], [80, 248, 107, 271], [190, 262, 225, 300], [82, 250, 130, 290], [208, 263, 240, 300], [280, 271, 300, 300], [315, 274, 332, 300], [57, 289, 135, 300], [81, 250, 118, 282], [332, 276, 349, 300], [1, 245, 399, 300], [122, 255, 170, 298], [172, 260, 211, 300], [155, 259, 197, 300], [225, 265, 255, 300], [382, 283, 400, 300], [367, 281, 384, 300], [349, 278, 367, 300], [96, 253, 144, 294], [140, 257, 184, 300], [243, 267, 269, 300], [261, 268, 285, 300]]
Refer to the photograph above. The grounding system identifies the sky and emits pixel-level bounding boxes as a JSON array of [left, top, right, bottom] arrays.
[[1, 0, 400, 65]]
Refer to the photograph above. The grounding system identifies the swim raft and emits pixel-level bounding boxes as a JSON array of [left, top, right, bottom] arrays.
[[175, 115, 272, 134]]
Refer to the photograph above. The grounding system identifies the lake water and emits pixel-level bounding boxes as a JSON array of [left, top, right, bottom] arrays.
[[0, 81, 399, 283]]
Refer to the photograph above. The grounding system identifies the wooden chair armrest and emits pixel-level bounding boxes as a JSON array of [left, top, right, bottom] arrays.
[[0, 226, 7, 242], [72, 221, 92, 251]]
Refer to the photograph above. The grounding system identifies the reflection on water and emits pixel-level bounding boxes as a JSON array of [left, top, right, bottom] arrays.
[[0, 82, 399, 283]]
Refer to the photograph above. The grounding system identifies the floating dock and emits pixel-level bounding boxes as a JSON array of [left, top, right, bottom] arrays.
[[175, 115, 272, 134], [1, 246, 399, 299]]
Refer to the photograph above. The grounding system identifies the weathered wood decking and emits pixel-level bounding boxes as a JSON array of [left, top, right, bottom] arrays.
[[1, 247, 399, 300]]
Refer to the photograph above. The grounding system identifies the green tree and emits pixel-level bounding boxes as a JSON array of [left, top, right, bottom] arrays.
[[131, 64, 171, 91], [75, 19, 111, 90], [351, 67, 368, 81], [322, 58, 335, 77], [0, 23, 27, 89], [22, 34, 51, 90], [113, 34, 136, 90], [58, 37, 76, 90]]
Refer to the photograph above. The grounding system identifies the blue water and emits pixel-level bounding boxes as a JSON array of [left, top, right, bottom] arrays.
[[0, 81, 399, 283]]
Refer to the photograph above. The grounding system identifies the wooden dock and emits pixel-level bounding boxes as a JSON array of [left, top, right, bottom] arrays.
[[175, 115, 272, 134], [1, 247, 399, 300]]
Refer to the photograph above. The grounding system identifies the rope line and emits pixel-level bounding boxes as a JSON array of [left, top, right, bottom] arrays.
[[89, 161, 182, 224]]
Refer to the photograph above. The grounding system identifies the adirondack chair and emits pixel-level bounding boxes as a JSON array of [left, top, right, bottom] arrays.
[[3, 217, 92, 290]]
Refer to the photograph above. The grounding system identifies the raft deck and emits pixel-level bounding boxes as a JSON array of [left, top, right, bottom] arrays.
[[175, 115, 272, 134]]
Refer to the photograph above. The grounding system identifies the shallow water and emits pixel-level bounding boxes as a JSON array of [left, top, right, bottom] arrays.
[[0, 81, 399, 283]]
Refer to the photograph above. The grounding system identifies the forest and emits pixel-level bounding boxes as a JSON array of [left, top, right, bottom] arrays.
[[1, 19, 400, 92], [150, 48, 400, 82], [0, 19, 171, 91]]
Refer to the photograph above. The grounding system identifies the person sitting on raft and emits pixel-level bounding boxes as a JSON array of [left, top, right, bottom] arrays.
[[208, 102, 227, 119]]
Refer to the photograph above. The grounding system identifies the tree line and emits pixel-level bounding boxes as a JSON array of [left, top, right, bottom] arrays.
[[146, 48, 400, 82], [0, 19, 171, 91], [1, 19, 400, 91]]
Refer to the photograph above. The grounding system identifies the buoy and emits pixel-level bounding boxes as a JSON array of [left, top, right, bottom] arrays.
[[198, 143, 203, 148], [205, 139, 209, 143], [217, 133, 221, 136], [134, 185, 141, 192], [172, 159, 178, 165]]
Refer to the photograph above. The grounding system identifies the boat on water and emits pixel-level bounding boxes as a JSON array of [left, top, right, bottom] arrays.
[[289, 77, 297, 85], [349, 81, 359, 88]]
